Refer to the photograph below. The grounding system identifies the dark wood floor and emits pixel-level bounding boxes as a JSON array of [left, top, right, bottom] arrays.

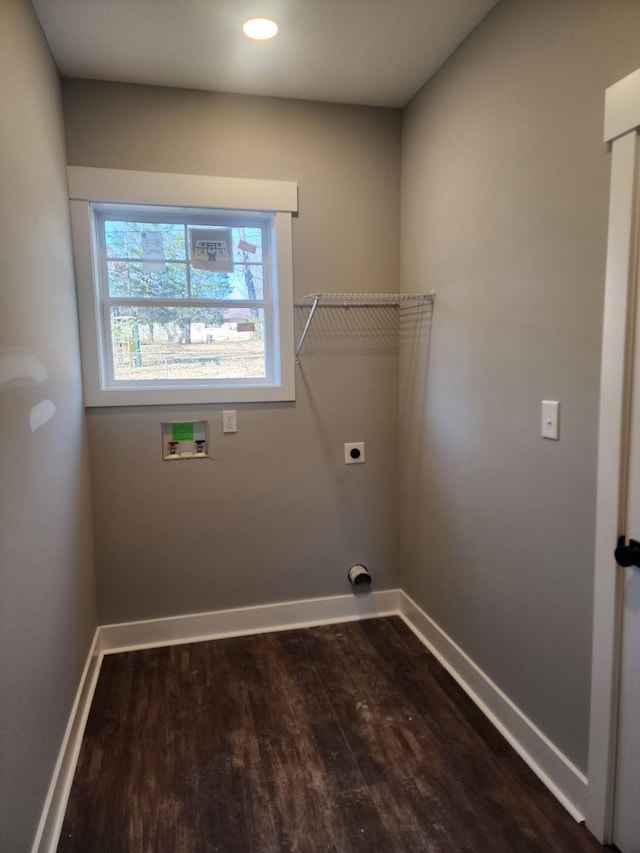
[[57, 617, 610, 852]]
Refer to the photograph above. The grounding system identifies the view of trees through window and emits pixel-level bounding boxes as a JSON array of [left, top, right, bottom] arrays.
[[102, 217, 267, 382]]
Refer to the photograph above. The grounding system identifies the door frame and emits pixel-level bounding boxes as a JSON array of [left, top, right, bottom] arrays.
[[588, 68, 640, 843]]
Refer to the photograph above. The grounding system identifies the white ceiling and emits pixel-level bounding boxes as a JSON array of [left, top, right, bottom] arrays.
[[32, 0, 499, 108]]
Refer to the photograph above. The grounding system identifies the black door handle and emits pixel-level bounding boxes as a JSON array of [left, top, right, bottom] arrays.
[[615, 535, 640, 568]]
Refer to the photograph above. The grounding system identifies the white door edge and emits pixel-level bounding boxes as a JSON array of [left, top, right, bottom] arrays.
[[587, 67, 640, 843]]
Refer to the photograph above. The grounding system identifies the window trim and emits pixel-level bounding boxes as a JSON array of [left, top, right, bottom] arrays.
[[68, 167, 297, 407]]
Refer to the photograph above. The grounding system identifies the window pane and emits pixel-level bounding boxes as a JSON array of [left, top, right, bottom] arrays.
[[110, 307, 266, 381], [233, 227, 263, 263], [107, 261, 187, 298], [190, 265, 264, 300], [105, 221, 186, 260], [189, 268, 236, 300]]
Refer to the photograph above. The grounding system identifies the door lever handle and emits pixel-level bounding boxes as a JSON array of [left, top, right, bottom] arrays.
[[614, 535, 640, 568]]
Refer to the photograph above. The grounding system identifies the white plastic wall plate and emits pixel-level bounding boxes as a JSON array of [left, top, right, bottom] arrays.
[[344, 442, 365, 464], [541, 401, 560, 440], [222, 410, 237, 433]]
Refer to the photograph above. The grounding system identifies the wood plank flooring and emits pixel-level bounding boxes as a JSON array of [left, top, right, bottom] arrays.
[[57, 617, 611, 852]]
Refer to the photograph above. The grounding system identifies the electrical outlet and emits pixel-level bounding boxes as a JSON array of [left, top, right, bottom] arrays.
[[222, 410, 237, 433], [344, 442, 365, 464]]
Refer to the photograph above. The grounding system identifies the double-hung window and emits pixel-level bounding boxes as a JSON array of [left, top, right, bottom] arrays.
[[68, 168, 297, 406]]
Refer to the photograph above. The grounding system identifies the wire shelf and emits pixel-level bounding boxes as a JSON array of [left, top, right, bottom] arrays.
[[294, 291, 435, 360], [295, 291, 435, 308]]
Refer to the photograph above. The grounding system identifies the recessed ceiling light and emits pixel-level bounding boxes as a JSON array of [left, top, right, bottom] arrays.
[[242, 18, 279, 41]]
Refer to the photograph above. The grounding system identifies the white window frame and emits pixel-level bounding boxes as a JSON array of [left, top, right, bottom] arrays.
[[68, 167, 297, 406]]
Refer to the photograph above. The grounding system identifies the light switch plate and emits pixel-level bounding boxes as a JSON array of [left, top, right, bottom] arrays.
[[541, 400, 560, 440]]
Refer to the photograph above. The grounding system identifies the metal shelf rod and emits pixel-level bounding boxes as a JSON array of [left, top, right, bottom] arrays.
[[295, 291, 434, 307], [295, 294, 320, 361]]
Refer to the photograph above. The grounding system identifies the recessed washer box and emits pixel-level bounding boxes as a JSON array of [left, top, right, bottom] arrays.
[[162, 420, 208, 460]]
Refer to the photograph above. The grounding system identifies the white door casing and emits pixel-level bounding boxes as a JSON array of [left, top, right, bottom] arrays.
[[588, 67, 640, 846], [614, 243, 640, 851]]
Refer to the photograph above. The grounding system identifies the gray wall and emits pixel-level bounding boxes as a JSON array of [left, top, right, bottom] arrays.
[[0, 1, 97, 850], [399, 0, 640, 772], [11, 9, 640, 846], [62, 81, 402, 624]]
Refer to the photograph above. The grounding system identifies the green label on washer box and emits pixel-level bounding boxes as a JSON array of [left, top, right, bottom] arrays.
[[171, 422, 194, 442]]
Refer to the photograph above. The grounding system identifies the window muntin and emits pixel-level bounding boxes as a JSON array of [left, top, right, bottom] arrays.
[[94, 206, 274, 391]]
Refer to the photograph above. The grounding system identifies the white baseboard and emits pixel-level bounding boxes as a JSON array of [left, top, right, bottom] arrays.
[[398, 591, 588, 821], [35, 586, 589, 853], [97, 588, 402, 654], [32, 632, 103, 853]]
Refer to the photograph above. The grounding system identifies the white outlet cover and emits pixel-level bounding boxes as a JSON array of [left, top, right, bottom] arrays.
[[222, 410, 237, 433], [344, 442, 365, 464]]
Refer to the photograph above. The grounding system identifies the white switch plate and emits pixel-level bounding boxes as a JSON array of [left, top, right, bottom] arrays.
[[541, 401, 560, 440], [344, 442, 365, 464], [222, 410, 237, 433]]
